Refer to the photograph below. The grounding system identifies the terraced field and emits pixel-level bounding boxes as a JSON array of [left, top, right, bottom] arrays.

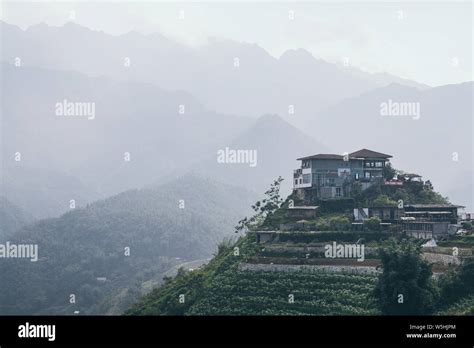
[[127, 236, 381, 315], [129, 233, 474, 316], [188, 269, 380, 315]]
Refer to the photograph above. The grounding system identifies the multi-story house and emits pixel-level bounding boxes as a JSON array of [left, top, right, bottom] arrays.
[[293, 148, 392, 200]]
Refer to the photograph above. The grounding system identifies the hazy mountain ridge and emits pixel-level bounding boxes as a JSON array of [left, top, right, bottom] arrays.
[[2, 60, 335, 217], [1, 62, 254, 217], [1, 20, 428, 119]]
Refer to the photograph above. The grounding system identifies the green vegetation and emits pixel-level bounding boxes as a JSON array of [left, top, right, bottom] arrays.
[[0, 175, 256, 315], [437, 235, 474, 247], [127, 236, 379, 315], [461, 221, 473, 231], [437, 295, 474, 315], [364, 217, 381, 232], [235, 176, 284, 232], [437, 261, 474, 309], [372, 194, 397, 207], [128, 232, 474, 316], [126, 174, 471, 317], [353, 178, 448, 208], [373, 239, 438, 315], [382, 162, 397, 180], [315, 215, 351, 231]]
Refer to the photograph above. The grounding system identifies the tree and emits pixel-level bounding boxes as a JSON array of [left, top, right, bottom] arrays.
[[382, 163, 396, 180], [373, 239, 438, 315], [372, 194, 398, 207], [234, 177, 284, 233], [458, 261, 474, 292], [461, 221, 472, 231], [438, 260, 474, 306]]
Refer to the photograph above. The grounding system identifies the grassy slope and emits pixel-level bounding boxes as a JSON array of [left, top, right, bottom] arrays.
[[126, 235, 380, 315]]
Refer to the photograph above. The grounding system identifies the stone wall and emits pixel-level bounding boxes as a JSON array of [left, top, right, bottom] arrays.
[[238, 262, 379, 275], [422, 252, 461, 266]]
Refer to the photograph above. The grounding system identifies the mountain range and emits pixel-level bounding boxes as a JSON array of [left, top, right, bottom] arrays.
[[1, 20, 428, 120]]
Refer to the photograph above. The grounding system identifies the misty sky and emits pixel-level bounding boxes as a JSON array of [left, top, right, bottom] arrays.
[[1, 1, 472, 87]]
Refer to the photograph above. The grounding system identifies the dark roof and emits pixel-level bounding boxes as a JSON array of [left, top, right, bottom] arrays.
[[349, 149, 392, 159], [297, 149, 392, 161], [297, 154, 344, 161], [405, 204, 465, 209]]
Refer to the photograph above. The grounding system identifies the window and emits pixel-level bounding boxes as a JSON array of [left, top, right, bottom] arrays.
[[375, 161, 383, 168], [295, 179, 298, 185], [335, 187, 342, 197], [302, 174, 311, 184], [365, 172, 371, 178]]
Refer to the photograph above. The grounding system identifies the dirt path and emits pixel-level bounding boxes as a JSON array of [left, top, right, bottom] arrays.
[[162, 258, 211, 278]]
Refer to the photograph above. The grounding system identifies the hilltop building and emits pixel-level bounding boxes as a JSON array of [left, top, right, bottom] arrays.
[[293, 148, 392, 200]]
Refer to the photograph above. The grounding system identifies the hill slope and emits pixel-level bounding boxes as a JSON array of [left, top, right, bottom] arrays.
[[126, 174, 458, 316], [126, 235, 379, 316]]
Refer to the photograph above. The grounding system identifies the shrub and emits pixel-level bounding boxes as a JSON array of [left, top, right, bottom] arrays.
[[364, 217, 381, 231], [328, 216, 351, 231]]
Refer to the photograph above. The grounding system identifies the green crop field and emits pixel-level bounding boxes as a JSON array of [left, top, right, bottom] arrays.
[[187, 269, 379, 315], [127, 236, 380, 315]]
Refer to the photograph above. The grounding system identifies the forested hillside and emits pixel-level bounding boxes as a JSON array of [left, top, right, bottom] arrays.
[[0, 175, 256, 314], [0, 196, 35, 240]]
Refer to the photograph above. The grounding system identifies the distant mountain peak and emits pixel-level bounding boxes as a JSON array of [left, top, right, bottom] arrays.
[[279, 48, 316, 62], [24, 21, 96, 36], [255, 113, 283, 124], [251, 114, 302, 134]]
